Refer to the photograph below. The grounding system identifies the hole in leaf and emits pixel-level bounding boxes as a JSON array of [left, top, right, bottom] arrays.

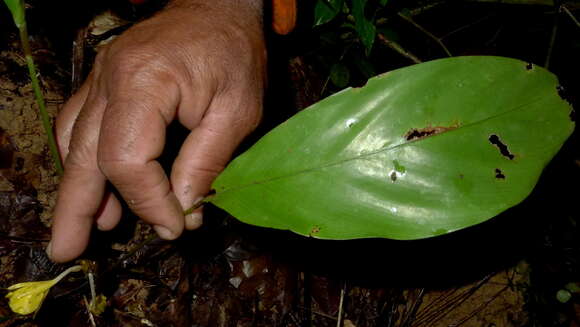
[[489, 134, 515, 160], [495, 168, 505, 179], [405, 124, 458, 141], [526, 62, 533, 70]]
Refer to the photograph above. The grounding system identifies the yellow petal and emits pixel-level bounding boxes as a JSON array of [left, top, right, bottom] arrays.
[[90, 294, 107, 316], [5, 281, 55, 315], [4, 265, 82, 315]]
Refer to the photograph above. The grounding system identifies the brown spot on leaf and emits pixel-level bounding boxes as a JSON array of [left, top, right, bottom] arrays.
[[495, 168, 505, 179], [489, 134, 515, 160], [310, 226, 321, 235], [405, 124, 459, 141], [390, 171, 397, 182]]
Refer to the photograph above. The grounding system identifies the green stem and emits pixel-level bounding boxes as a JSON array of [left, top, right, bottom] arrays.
[[18, 23, 64, 176], [52, 265, 82, 284]]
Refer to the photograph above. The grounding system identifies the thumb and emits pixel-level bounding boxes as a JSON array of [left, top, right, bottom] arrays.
[[171, 102, 260, 229]]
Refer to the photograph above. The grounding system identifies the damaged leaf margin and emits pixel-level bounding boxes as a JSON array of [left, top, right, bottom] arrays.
[[209, 56, 575, 241]]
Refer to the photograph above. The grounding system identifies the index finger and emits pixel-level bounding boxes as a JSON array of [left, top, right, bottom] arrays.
[[97, 74, 184, 239]]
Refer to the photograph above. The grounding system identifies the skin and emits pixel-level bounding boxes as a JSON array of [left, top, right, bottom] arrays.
[[48, 0, 266, 262]]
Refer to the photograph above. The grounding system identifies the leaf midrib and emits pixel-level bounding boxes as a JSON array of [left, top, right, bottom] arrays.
[[211, 94, 550, 199]]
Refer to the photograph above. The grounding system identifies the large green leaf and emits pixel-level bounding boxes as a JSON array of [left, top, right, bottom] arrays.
[[314, 0, 344, 27], [2, 0, 25, 29], [209, 56, 574, 240]]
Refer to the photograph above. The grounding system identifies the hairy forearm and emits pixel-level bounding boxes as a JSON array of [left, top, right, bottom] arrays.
[[168, 0, 263, 16]]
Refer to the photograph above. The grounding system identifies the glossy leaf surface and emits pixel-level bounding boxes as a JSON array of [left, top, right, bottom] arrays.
[[210, 57, 574, 240]]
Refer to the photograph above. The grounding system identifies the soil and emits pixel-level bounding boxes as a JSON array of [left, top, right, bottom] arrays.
[[0, 1, 579, 326]]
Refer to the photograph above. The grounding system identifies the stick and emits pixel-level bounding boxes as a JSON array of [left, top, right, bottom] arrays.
[[544, 7, 559, 69], [377, 34, 422, 64], [398, 12, 452, 57], [561, 5, 580, 29], [336, 281, 346, 327]]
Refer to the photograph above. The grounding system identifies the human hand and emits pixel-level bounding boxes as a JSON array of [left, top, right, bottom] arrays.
[[48, 0, 266, 262]]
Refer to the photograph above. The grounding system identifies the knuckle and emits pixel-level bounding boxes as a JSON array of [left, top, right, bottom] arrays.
[[66, 141, 95, 167], [97, 157, 137, 182], [106, 46, 168, 80], [189, 165, 223, 179]]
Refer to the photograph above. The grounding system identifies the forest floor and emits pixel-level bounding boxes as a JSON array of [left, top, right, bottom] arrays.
[[0, 1, 579, 326]]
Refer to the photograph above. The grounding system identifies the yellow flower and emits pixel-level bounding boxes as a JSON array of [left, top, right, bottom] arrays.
[[90, 294, 107, 316], [5, 265, 82, 315]]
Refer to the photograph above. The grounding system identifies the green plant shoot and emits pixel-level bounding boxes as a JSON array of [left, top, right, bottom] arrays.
[[2, 0, 64, 175]]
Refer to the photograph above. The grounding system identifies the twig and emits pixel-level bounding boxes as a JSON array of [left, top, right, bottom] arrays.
[[377, 34, 422, 64], [302, 308, 336, 320], [561, 5, 580, 29], [303, 271, 313, 327], [83, 296, 97, 327], [0, 234, 49, 243], [336, 281, 346, 327], [544, 6, 559, 69], [376, 2, 446, 26], [440, 15, 492, 40], [401, 288, 424, 327], [413, 274, 492, 326], [398, 12, 452, 57], [88, 272, 97, 306], [453, 286, 509, 326]]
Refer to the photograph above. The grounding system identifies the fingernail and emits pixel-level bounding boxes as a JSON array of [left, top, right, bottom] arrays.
[[45, 240, 52, 259], [153, 225, 176, 240], [185, 212, 203, 230]]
